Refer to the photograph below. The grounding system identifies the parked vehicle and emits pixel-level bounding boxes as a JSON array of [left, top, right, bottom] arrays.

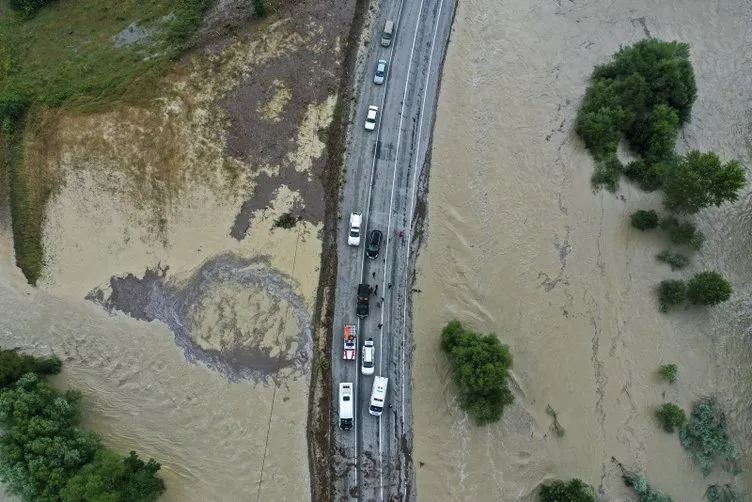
[[365, 105, 378, 131], [348, 212, 362, 246], [366, 229, 383, 259], [361, 338, 375, 375], [343, 324, 357, 360], [381, 20, 395, 47], [374, 59, 387, 85], [357, 284, 370, 319], [369, 376, 389, 416], [339, 382, 354, 431]]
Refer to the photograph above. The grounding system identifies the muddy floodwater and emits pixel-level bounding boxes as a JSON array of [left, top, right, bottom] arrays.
[[413, 0, 752, 500]]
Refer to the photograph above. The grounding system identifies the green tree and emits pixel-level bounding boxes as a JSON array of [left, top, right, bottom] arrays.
[[686, 271, 732, 306], [659, 216, 705, 250], [253, 0, 268, 16], [642, 105, 679, 164], [8, 0, 55, 18], [630, 210, 659, 231], [661, 151, 746, 214], [0, 348, 61, 388], [623, 159, 663, 192], [659, 364, 678, 384], [657, 403, 687, 433], [61, 450, 165, 502], [656, 250, 689, 270], [680, 398, 737, 474], [658, 279, 686, 312], [540, 478, 595, 502], [440, 320, 514, 425]]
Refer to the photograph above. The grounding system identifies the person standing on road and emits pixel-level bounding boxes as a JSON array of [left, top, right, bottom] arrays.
[[372, 271, 376, 279], [374, 284, 379, 295]]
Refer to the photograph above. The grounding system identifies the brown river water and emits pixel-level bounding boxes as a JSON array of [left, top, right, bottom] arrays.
[[413, 0, 752, 500]]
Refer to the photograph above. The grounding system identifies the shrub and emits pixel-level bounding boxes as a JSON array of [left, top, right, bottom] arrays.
[[631, 210, 659, 231], [8, 0, 55, 18], [659, 364, 678, 384], [680, 398, 737, 474], [658, 279, 686, 312], [656, 250, 689, 270], [274, 212, 297, 229], [623, 159, 663, 192], [540, 479, 595, 502], [660, 216, 705, 250], [166, 0, 216, 47], [624, 474, 674, 502], [0, 348, 61, 388], [661, 151, 746, 214], [686, 271, 732, 306], [657, 403, 687, 433], [706, 485, 742, 502], [440, 320, 514, 425], [253, 0, 268, 16], [591, 156, 622, 192]]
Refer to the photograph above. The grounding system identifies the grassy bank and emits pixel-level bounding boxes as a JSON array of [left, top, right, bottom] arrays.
[[0, 0, 214, 283]]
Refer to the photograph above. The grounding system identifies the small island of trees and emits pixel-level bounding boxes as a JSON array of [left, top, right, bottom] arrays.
[[575, 38, 745, 312], [440, 320, 514, 425], [0, 348, 165, 501]]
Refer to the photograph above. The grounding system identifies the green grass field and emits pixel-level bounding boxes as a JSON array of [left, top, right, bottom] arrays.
[[0, 0, 214, 284]]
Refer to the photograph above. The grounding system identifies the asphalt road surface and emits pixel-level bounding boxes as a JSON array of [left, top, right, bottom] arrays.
[[330, 0, 456, 500]]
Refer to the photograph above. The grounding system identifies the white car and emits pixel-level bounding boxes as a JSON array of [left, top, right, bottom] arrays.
[[348, 212, 362, 246], [361, 338, 375, 375], [365, 105, 378, 131], [374, 59, 387, 85]]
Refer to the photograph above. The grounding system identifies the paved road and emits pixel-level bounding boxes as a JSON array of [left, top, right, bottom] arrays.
[[330, 0, 455, 499]]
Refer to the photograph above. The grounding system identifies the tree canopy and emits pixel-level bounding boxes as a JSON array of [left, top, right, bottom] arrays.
[[0, 350, 165, 502], [686, 271, 733, 306], [440, 320, 514, 425], [540, 478, 595, 502]]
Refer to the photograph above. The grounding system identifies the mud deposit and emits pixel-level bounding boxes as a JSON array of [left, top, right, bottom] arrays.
[[0, 0, 357, 499], [413, 0, 752, 500]]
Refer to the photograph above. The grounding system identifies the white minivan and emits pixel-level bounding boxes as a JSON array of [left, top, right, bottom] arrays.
[[339, 382, 354, 430], [368, 376, 389, 416]]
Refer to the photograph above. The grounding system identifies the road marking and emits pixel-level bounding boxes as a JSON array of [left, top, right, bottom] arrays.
[[373, 0, 433, 497], [397, 0, 449, 497]]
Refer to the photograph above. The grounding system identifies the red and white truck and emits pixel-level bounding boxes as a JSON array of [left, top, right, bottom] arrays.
[[343, 324, 357, 360]]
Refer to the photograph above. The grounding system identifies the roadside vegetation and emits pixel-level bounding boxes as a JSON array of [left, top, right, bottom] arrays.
[[439, 320, 514, 425], [539, 478, 595, 502], [0, 0, 218, 284], [0, 348, 165, 501], [575, 38, 744, 312]]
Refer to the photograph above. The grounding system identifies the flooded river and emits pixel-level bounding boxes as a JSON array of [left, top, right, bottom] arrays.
[[413, 0, 752, 499]]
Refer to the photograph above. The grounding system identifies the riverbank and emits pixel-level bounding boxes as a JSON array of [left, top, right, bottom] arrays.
[[412, 0, 752, 499]]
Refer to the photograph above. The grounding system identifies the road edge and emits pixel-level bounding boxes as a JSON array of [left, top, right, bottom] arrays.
[[399, 0, 459, 499], [307, 0, 373, 499]]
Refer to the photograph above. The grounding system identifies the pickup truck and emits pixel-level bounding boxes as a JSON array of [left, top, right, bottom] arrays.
[[357, 284, 370, 319], [343, 324, 357, 360]]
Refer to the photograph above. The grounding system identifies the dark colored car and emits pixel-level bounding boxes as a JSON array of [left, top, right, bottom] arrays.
[[357, 283, 370, 318], [366, 230, 383, 260]]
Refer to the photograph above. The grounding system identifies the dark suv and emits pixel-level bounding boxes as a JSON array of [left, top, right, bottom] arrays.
[[366, 230, 383, 259], [357, 284, 370, 318]]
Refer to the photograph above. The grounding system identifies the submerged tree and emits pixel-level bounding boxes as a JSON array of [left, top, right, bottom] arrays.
[[680, 398, 737, 475], [686, 271, 732, 306], [440, 320, 514, 425], [540, 478, 595, 502]]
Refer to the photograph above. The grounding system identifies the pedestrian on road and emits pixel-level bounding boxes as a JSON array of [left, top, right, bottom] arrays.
[[388, 283, 392, 289], [381, 297, 384, 302], [378, 323, 383, 329], [369, 286, 373, 295], [377, 302, 381, 309], [374, 285, 379, 295], [388, 404, 393, 409], [372, 271, 376, 279], [398, 230, 404, 238]]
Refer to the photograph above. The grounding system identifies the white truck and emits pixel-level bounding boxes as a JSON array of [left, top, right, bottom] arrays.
[[368, 376, 389, 417], [343, 324, 357, 360], [339, 382, 354, 431]]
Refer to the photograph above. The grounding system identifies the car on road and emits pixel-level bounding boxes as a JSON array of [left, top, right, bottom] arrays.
[[365, 105, 378, 131], [343, 324, 357, 360], [380, 19, 395, 47], [348, 212, 362, 246], [361, 338, 375, 375], [339, 382, 354, 431], [374, 59, 387, 85], [366, 229, 383, 259], [369, 376, 389, 416], [357, 284, 370, 319]]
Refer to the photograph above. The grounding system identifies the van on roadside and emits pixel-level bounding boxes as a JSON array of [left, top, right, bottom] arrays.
[[339, 382, 354, 430], [368, 376, 389, 416], [381, 20, 395, 47]]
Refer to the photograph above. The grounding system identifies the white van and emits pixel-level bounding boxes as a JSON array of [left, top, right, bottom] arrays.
[[380, 20, 395, 47], [339, 382, 354, 430], [368, 376, 389, 416]]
